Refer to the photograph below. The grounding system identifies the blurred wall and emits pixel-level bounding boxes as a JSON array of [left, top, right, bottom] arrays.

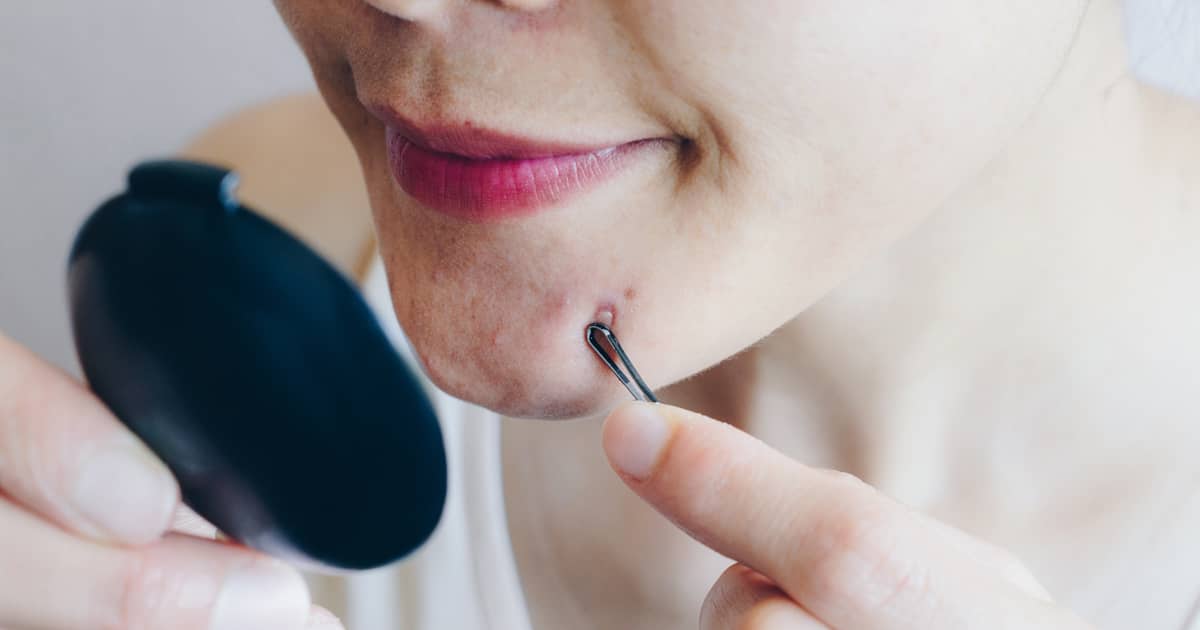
[[0, 2, 1197, 373], [0, 3, 315, 371]]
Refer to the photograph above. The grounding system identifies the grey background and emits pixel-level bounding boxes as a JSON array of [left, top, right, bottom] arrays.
[[1, 3, 314, 371], [1, 2, 1197, 372]]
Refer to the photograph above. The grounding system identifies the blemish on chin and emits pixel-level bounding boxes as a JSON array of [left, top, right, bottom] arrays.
[[593, 303, 615, 328], [593, 286, 636, 329]]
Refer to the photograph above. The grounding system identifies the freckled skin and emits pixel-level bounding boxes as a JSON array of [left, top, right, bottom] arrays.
[[273, 0, 1087, 419]]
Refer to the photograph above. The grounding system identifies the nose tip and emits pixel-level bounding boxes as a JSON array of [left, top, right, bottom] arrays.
[[364, 0, 556, 20]]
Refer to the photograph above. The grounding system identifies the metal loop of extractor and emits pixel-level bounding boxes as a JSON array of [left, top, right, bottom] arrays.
[[585, 323, 659, 403]]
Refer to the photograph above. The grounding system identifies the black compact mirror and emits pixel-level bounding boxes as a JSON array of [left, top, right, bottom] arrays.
[[67, 160, 447, 572]]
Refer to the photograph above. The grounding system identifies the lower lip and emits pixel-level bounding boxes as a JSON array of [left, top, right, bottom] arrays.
[[386, 131, 662, 222]]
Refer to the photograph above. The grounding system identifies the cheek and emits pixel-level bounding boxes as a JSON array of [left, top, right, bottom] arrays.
[[639, 0, 1084, 228], [310, 0, 1086, 420]]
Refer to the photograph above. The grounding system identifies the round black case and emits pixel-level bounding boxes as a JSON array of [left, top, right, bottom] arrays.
[[67, 160, 447, 571]]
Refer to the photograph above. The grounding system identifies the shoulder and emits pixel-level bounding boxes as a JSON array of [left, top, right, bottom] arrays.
[[179, 93, 376, 279]]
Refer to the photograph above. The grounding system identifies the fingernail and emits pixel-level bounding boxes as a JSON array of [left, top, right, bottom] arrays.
[[73, 440, 177, 543], [604, 402, 672, 480], [211, 560, 311, 630]]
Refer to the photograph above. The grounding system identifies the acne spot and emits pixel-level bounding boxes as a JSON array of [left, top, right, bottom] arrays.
[[593, 301, 616, 328]]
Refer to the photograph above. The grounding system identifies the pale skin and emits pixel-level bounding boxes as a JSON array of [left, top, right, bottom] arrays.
[[1, 1, 1198, 629]]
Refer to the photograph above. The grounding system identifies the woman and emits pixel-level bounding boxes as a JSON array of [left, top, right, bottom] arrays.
[[1, 0, 1198, 628]]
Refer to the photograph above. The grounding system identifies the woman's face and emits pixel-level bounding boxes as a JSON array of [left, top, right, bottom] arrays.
[[275, 0, 1086, 419]]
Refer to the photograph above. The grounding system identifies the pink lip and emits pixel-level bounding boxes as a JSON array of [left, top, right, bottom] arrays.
[[382, 124, 666, 222]]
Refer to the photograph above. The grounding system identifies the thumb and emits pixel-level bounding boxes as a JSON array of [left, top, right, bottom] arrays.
[[599, 401, 1089, 630], [600, 400, 840, 594]]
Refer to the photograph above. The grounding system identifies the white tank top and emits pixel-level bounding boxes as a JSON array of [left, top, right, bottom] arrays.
[[304, 257, 533, 630]]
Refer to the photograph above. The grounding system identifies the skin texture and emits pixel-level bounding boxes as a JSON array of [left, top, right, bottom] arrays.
[[493, 4, 1200, 628], [272, 0, 1087, 419], [263, 1, 1200, 627]]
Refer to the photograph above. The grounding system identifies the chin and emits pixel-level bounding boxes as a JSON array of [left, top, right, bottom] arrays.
[[382, 257, 646, 420], [403, 309, 633, 420], [433, 362, 627, 420]]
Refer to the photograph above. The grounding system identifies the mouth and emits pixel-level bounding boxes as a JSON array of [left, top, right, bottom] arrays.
[[375, 110, 674, 222]]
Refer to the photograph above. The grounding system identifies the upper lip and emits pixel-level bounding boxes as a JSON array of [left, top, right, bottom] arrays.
[[365, 102, 659, 160]]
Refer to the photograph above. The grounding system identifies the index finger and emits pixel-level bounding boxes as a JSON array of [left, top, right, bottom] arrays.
[[601, 401, 935, 629], [0, 333, 179, 545]]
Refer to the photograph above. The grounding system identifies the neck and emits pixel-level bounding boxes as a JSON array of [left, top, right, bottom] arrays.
[[681, 0, 1200, 506]]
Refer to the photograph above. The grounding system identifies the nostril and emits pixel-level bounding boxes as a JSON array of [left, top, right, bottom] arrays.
[[494, 0, 557, 11], [365, 0, 556, 19], [361, 0, 444, 21]]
